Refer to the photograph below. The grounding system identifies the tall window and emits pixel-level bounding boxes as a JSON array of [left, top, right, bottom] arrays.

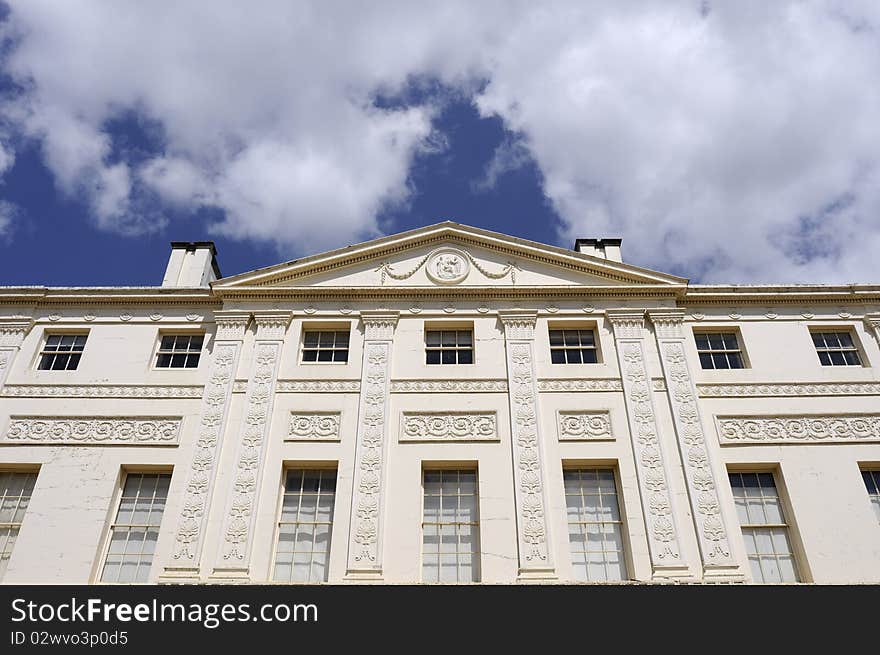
[[729, 472, 799, 583], [38, 334, 87, 370], [549, 329, 598, 364], [422, 469, 480, 582], [811, 331, 862, 366], [425, 330, 473, 365], [694, 331, 745, 369], [101, 473, 170, 583], [0, 471, 38, 580], [155, 334, 203, 368], [863, 470, 880, 523], [302, 331, 349, 363], [564, 468, 627, 581], [274, 469, 336, 583]]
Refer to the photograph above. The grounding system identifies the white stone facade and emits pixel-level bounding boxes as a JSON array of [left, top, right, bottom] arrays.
[[0, 221, 878, 584]]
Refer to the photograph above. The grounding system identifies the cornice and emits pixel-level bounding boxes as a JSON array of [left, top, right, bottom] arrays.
[[0, 286, 218, 306]]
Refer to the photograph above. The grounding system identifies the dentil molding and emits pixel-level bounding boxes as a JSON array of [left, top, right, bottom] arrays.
[[400, 412, 498, 442], [716, 415, 880, 444], [3, 417, 182, 445]]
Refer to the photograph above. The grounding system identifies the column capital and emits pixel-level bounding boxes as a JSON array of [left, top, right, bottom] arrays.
[[361, 311, 399, 341], [647, 309, 686, 340], [606, 309, 645, 339], [865, 313, 880, 331], [0, 319, 33, 348], [213, 311, 251, 342], [498, 311, 537, 340], [253, 311, 293, 341]]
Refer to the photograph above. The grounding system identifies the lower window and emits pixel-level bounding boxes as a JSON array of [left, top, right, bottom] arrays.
[[0, 470, 38, 580], [729, 472, 799, 583], [422, 469, 480, 582], [273, 468, 336, 583], [101, 472, 171, 583], [564, 468, 627, 581]]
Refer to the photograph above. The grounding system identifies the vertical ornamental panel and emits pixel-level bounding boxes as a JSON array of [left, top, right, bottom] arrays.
[[0, 320, 32, 391]]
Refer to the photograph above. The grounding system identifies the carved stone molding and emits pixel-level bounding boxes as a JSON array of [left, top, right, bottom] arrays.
[[656, 340, 735, 572], [557, 411, 613, 441], [400, 412, 498, 442], [276, 379, 361, 393], [648, 310, 686, 340], [0, 319, 32, 348], [499, 311, 537, 341], [375, 247, 517, 285], [716, 415, 880, 444], [1, 384, 204, 399], [165, 340, 241, 576], [503, 337, 554, 577], [538, 378, 623, 392], [610, 316, 686, 576], [361, 312, 400, 341], [253, 311, 293, 341], [287, 413, 341, 441], [698, 382, 880, 397], [865, 314, 880, 341], [213, 311, 250, 341], [3, 417, 181, 445], [391, 379, 507, 393]]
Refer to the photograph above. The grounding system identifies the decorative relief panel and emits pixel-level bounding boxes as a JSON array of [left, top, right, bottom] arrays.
[[716, 415, 880, 444], [276, 379, 361, 393], [400, 412, 498, 442], [557, 411, 613, 441], [1, 384, 204, 399], [287, 413, 341, 441], [4, 417, 181, 445], [538, 378, 623, 392], [698, 382, 880, 397], [375, 247, 518, 285], [391, 379, 507, 393], [0, 320, 31, 347]]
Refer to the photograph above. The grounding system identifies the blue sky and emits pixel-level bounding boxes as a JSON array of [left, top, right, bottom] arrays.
[[1, 2, 879, 286]]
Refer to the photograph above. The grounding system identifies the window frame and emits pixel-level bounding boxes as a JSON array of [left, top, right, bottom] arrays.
[[860, 465, 880, 525], [299, 328, 352, 365], [35, 330, 89, 372], [424, 324, 475, 366], [96, 468, 172, 585], [692, 328, 749, 370], [151, 330, 206, 370], [421, 464, 481, 583], [0, 468, 39, 581], [808, 327, 866, 368], [547, 322, 602, 365]]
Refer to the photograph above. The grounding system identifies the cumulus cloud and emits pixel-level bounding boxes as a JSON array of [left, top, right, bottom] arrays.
[[1, 1, 880, 281]]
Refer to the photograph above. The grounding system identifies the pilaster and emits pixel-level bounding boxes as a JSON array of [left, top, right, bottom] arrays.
[[345, 311, 399, 579], [648, 310, 741, 581], [498, 311, 555, 580], [161, 310, 250, 583], [607, 309, 689, 579], [0, 319, 33, 391], [866, 314, 880, 344], [211, 311, 292, 581]]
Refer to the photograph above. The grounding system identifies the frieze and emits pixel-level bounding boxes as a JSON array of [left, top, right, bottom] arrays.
[[1, 384, 204, 399], [391, 379, 507, 393], [716, 415, 880, 444], [557, 411, 613, 441], [276, 379, 361, 393], [287, 413, 341, 441], [698, 382, 880, 397], [538, 378, 623, 392], [3, 417, 181, 445], [400, 412, 498, 442]]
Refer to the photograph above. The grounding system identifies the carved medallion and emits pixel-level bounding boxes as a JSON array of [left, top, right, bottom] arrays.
[[426, 247, 470, 285]]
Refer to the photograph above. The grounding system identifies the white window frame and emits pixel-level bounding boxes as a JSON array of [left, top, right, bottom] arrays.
[[421, 467, 481, 583], [0, 469, 39, 581], [862, 468, 880, 524], [693, 329, 748, 370], [152, 331, 205, 370], [424, 326, 474, 365], [36, 330, 89, 371], [299, 329, 351, 365], [809, 328, 865, 367]]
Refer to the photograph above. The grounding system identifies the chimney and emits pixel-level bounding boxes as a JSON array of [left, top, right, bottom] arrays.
[[162, 241, 221, 287], [573, 238, 623, 263]]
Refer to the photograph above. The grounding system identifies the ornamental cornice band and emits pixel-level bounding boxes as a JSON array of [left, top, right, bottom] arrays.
[[400, 412, 498, 442], [716, 415, 880, 444], [391, 379, 507, 393], [698, 382, 880, 397], [4, 417, 181, 445], [538, 378, 623, 392], [557, 411, 613, 441], [287, 413, 341, 441], [276, 379, 361, 393], [1, 384, 204, 399]]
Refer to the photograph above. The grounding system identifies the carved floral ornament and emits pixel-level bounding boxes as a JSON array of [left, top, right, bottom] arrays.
[[375, 246, 518, 285], [557, 411, 613, 441], [287, 413, 341, 441], [716, 415, 880, 444], [4, 417, 182, 445], [401, 412, 498, 442]]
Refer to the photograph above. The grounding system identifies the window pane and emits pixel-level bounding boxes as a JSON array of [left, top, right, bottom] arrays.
[[303, 332, 319, 347], [458, 349, 473, 364], [426, 349, 441, 365], [549, 330, 564, 346], [551, 349, 566, 364], [457, 331, 472, 346], [441, 350, 456, 364], [302, 349, 317, 362], [274, 469, 336, 583]]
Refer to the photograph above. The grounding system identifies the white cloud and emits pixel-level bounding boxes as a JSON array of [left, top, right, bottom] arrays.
[[2, 1, 880, 281], [0, 200, 18, 238]]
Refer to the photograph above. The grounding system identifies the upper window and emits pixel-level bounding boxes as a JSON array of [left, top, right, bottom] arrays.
[[155, 334, 203, 369], [38, 334, 87, 371], [0, 471, 38, 580], [694, 331, 744, 369], [302, 331, 349, 363], [811, 331, 862, 366], [425, 330, 473, 365], [549, 329, 598, 364], [862, 470, 880, 524]]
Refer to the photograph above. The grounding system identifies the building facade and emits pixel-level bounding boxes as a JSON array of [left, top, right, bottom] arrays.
[[1, 222, 879, 585]]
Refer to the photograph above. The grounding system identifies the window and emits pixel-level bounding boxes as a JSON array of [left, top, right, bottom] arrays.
[[811, 331, 862, 366], [729, 472, 799, 583], [564, 468, 627, 581], [100, 473, 170, 583], [694, 331, 744, 369], [155, 334, 203, 368], [302, 331, 349, 363], [273, 469, 336, 583], [863, 470, 880, 523], [38, 334, 87, 370], [422, 469, 480, 582], [0, 471, 37, 580], [425, 330, 473, 365], [549, 329, 598, 364]]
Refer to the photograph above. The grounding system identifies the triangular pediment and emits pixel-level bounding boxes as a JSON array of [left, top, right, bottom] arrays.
[[214, 222, 687, 290]]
